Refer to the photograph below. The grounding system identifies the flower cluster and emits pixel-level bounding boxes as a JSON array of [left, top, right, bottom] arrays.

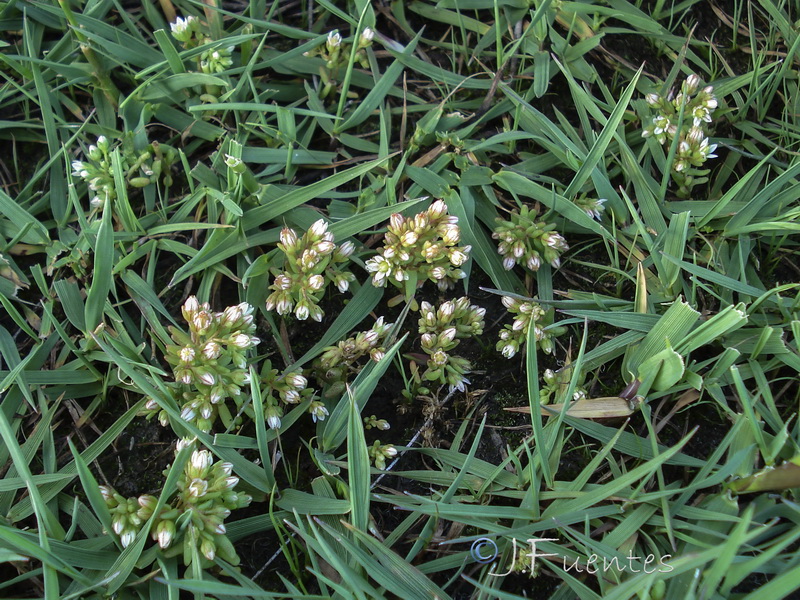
[[365, 200, 471, 292], [540, 368, 587, 405], [304, 29, 376, 98], [200, 46, 234, 74], [142, 296, 259, 432], [259, 361, 315, 430], [493, 205, 569, 271], [368, 441, 397, 470], [100, 446, 251, 566], [170, 15, 234, 73], [641, 74, 718, 196], [71, 135, 177, 211], [364, 415, 390, 430], [314, 317, 393, 398], [265, 219, 355, 321], [496, 296, 564, 358], [573, 196, 607, 220], [416, 297, 485, 393]]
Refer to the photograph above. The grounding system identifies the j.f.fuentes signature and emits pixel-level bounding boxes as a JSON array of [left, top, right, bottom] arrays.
[[470, 537, 674, 576]]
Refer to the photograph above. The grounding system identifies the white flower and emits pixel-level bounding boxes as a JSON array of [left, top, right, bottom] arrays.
[[311, 402, 329, 423], [326, 30, 342, 50], [383, 445, 397, 458], [359, 27, 375, 46], [449, 249, 469, 266], [181, 406, 196, 421], [222, 155, 244, 169], [170, 16, 195, 42], [449, 376, 470, 393], [120, 531, 135, 548], [267, 413, 281, 430], [295, 303, 309, 320]]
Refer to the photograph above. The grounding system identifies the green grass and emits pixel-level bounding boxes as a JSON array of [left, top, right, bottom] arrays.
[[2, 0, 800, 598]]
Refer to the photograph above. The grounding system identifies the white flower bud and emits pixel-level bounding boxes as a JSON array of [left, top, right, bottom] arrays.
[[286, 372, 307, 388], [188, 478, 209, 497], [280, 228, 298, 248], [440, 224, 460, 245], [389, 213, 404, 231], [232, 334, 251, 348], [337, 240, 355, 258], [203, 342, 221, 360], [157, 523, 174, 549], [428, 199, 447, 219], [198, 372, 216, 386], [310, 219, 328, 238], [440, 327, 457, 345], [308, 274, 324, 290], [191, 450, 213, 471]]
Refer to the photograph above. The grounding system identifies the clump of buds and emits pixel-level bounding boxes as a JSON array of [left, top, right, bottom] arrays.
[[142, 296, 259, 432], [415, 297, 485, 393], [265, 219, 355, 322], [493, 205, 569, 271], [573, 196, 606, 220], [496, 296, 565, 358], [303, 28, 376, 98], [200, 45, 234, 74], [365, 200, 471, 293], [540, 368, 587, 405], [364, 415, 390, 430], [71, 134, 177, 211], [641, 74, 718, 196], [170, 14, 234, 74], [314, 317, 393, 398], [368, 441, 397, 470], [99, 446, 251, 566], [258, 360, 315, 430]]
